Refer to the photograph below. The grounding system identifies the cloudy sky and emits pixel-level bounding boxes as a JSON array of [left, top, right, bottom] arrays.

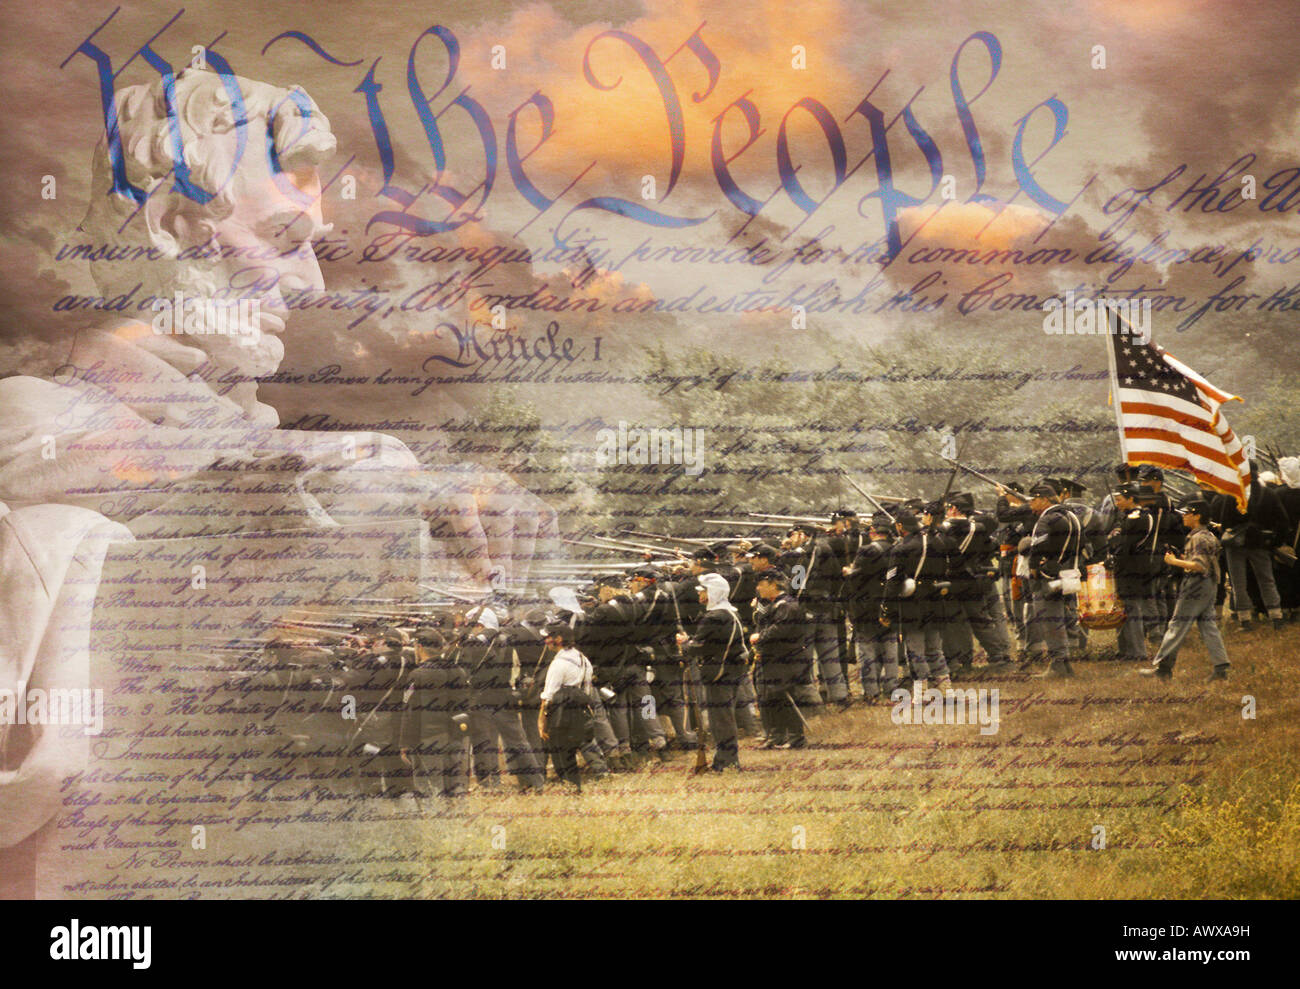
[[1, 0, 1296, 429]]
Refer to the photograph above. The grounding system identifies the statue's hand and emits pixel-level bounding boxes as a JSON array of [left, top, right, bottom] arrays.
[[125, 453, 337, 537], [421, 465, 559, 591]]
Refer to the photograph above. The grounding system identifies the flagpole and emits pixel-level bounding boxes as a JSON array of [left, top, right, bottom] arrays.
[[1104, 307, 1130, 464]]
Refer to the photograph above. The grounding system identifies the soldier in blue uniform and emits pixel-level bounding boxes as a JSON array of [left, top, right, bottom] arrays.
[[882, 510, 953, 691], [1106, 483, 1160, 662], [1025, 482, 1085, 679], [843, 512, 899, 703], [939, 492, 1014, 677], [750, 570, 810, 747], [679, 573, 750, 771]]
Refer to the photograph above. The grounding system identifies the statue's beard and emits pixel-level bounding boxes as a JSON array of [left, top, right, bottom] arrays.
[[182, 330, 286, 379], [102, 261, 290, 425], [175, 326, 286, 429]]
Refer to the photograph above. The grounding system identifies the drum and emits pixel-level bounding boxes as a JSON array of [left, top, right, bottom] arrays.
[[1078, 563, 1126, 630]]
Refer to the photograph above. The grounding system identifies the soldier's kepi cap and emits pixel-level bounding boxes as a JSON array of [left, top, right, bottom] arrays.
[[746, 543, 779, 559], [1052, 477, 1084, 497], [1028, 481, 1059, 498], [692, 546, 718, 561], [629, 567, 658, 582], [922, 499, 944, 516], [945, 491, 975, 513], [595, 574, 626, 588], [869, 511, 894, 530], [1137, 464, 1164, 481], [895, 511, 922, 531], [946, 491, 977, 512], [543, 621, 576, 643], [790, 523, 818, 536], [1179, 499, 1211, 516], [754, 569, 787, 587], [831, 508, 858, 519]]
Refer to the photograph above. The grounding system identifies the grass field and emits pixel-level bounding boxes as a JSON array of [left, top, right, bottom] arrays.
[[396, 621, 1300, 899]]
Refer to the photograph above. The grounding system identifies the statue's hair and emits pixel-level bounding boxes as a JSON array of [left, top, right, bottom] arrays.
[[79, 68, 336, 296]]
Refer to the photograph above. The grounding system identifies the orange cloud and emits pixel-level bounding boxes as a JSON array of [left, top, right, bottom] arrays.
[[446, 0, 886, 201]]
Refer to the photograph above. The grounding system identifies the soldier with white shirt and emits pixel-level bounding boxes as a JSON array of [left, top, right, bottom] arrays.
[[538, 624, 597, 791]]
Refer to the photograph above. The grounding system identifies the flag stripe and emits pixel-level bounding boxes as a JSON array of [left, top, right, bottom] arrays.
[[1119, 399, 1216, 431], [1123, 438, 1245, 485], [1109, 333, 1249, 511], [1117, 389, 1219, 426], [1119, 402, 1245, 466], [1122, 429, 1240, 471], [1127, 452, 1250, 501]]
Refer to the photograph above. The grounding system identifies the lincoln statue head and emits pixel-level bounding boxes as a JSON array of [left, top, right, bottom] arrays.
[[77, 67, 337, 417]]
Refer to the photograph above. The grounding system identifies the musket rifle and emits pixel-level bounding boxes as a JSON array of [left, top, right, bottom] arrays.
[[837, 469, 896, 524], [617, 528, 717, 547], [419, 584, 492, 604], [936, 454, 1007, 491], [940, 445, 960, 502], [561, 537, 662, 557], [585, 533, 678, 555], [701, 518, 799, 529]]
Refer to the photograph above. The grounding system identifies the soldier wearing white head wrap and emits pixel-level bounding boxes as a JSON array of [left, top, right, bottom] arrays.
[[678, 573, 749, 771]]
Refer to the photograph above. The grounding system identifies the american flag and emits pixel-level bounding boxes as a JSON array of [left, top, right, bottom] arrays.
[[1107, 315, 1249, 510]]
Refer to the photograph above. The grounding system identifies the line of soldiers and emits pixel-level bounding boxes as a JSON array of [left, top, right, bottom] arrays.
[[212, 481, 1052, 795], [991, 462, 1296, 676], [215, 460, 1297, 797]]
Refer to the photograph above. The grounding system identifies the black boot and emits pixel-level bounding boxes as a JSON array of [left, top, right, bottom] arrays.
[[1138, 664, 1172, 680], [1034, 660, 1074, 679]]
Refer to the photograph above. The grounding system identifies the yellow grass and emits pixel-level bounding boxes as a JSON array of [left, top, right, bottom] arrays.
[[402, 622, 1300, 899]]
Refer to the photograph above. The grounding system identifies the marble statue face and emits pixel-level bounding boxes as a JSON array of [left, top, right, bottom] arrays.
[[198, 159, 331, 340], [80, 72, 338, 388], [150, 155, 332, 386]]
